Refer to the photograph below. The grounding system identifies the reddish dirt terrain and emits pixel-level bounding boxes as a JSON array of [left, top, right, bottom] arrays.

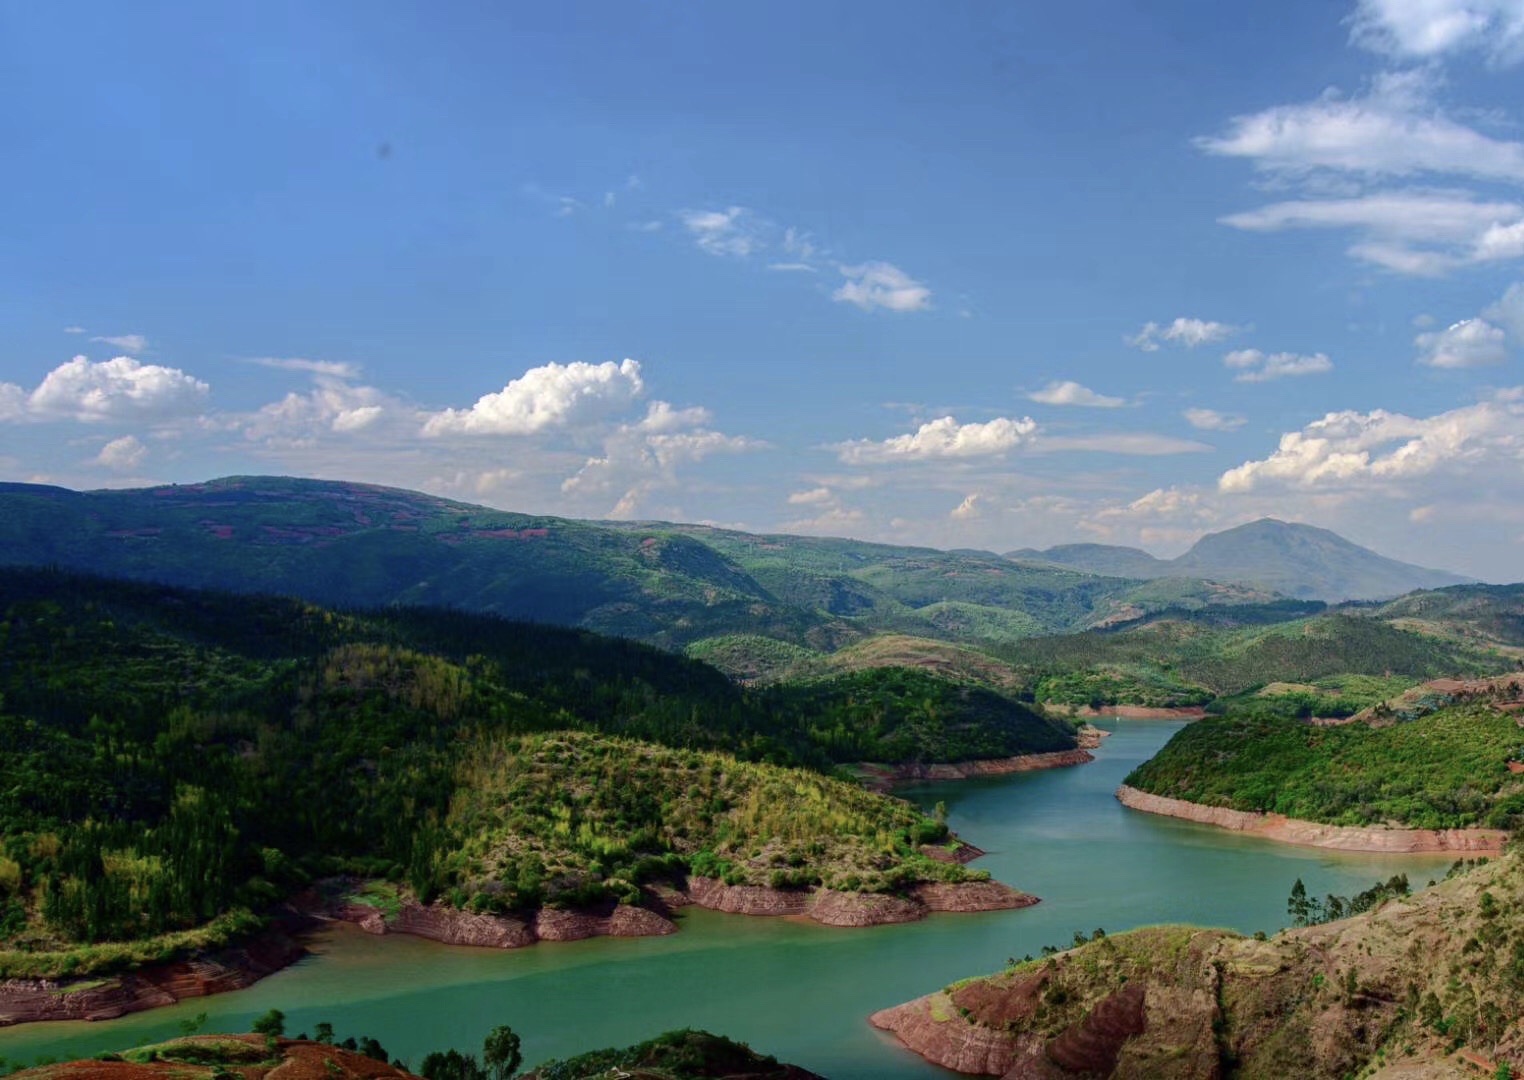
[[10, 1036, 416, 1080]]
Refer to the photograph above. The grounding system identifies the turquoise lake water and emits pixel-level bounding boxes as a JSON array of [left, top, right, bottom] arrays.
[[0, 720, 1455, 1077]]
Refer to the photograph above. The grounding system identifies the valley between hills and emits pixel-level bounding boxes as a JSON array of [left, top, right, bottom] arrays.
[[1, 476, 1522, 1078]]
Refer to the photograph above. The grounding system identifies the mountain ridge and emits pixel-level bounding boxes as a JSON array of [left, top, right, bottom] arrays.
[[0, 475, 1276, 648], [1010, 517, 1473, 601]]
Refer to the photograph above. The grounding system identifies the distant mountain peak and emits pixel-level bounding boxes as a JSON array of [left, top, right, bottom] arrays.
[[1015, 519, 1472, 602]]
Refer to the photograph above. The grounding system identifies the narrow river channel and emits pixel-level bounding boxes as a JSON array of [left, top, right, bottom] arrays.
[[0, 720, 1456, 1077]]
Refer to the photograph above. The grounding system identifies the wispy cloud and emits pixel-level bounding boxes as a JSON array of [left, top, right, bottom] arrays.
[[832, 261, 932, 313], [1224, 348, 1334, 382], [248, 357, 363, 379], [1128, 317, 1238, 351], [90, 333, 149, 355], [1027, 380, 1126, 408], [1184, 407, 1247, 431], [679, 207, 762, 257]]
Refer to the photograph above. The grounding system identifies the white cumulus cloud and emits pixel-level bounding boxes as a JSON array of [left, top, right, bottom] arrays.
[[1027, 380, 1126, 407], [423, 359, 645, 437], [834, 415, 1037, 464], [1218, 393, 1524, 493], [1415, 318, 1509, 367], [28, 356, 209, 422], [832, 262, 932, 313], [1224, 349, 1334, 382]]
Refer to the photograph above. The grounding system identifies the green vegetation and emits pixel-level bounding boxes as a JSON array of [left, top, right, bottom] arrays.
[[527, 1029, 807, 1080], [1286, 873, 1410, 927], [446, 732, 979, 906], [761, 667, 1074, 763], [0, 568, 982, 975], [0, 476, 1283, 656], [994, 612, 1506, 707], [1376, 583, 1524, 648], [1125, 703, 1524, 829]]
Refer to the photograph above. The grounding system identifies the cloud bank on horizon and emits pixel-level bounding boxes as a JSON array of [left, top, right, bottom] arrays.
[[1, 0, 1521, 580]]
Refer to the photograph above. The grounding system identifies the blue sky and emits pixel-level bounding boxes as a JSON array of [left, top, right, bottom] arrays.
[[3, 0, 1523, 579]]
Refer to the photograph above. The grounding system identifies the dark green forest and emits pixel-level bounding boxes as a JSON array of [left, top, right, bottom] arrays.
[[0, 568, 1037, 975]]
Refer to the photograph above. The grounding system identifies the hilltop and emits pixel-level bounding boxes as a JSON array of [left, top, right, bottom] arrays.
[[1013, 518, 1473, 602]]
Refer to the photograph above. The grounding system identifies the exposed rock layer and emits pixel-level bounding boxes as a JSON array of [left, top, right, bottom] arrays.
[[0, 930, 304, 1028], [1116, 784, 1509, 853]]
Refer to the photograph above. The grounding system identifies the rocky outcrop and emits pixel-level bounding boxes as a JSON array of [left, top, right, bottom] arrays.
[[681, 877, 1036, 927], [338, 898, 678, 948], [0, 929, 304, 1028], [878, 854, 1524, 1078], [861, 749, 1095, 792], [1117, 784, 1510, 854], [872, 927, 1231, 1079]]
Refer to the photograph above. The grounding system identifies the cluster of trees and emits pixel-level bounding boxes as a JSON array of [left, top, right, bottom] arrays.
[[1286, 874, 1410, 927]]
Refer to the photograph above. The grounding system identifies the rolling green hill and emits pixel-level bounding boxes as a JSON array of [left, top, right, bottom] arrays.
[[1124, 697, 1524, 830], [0, 568, 1018, 977], [989, 611, 1507, 707], [1375, 582, 1524, 649]]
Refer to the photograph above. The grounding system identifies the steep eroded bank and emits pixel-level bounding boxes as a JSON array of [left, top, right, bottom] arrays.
[[1116, 784, 1509, 854]]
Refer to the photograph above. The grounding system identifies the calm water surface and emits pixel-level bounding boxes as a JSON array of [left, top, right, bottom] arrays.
[[0, 721, 1455, 1077]]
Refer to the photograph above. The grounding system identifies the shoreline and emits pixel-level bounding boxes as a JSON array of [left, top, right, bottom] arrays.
[[858, 748, 1095, 793], [1116, 784, 1509, 854], [0, 924, 305, 1030], [0, 870, 1036, 1029]]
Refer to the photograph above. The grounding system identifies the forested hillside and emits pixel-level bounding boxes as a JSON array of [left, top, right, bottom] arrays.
[[0, 476, 1270, 652], [0, 568, 1049, 977], [989, 611, 1507, 708], [1124, 696, 1524, 829]]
